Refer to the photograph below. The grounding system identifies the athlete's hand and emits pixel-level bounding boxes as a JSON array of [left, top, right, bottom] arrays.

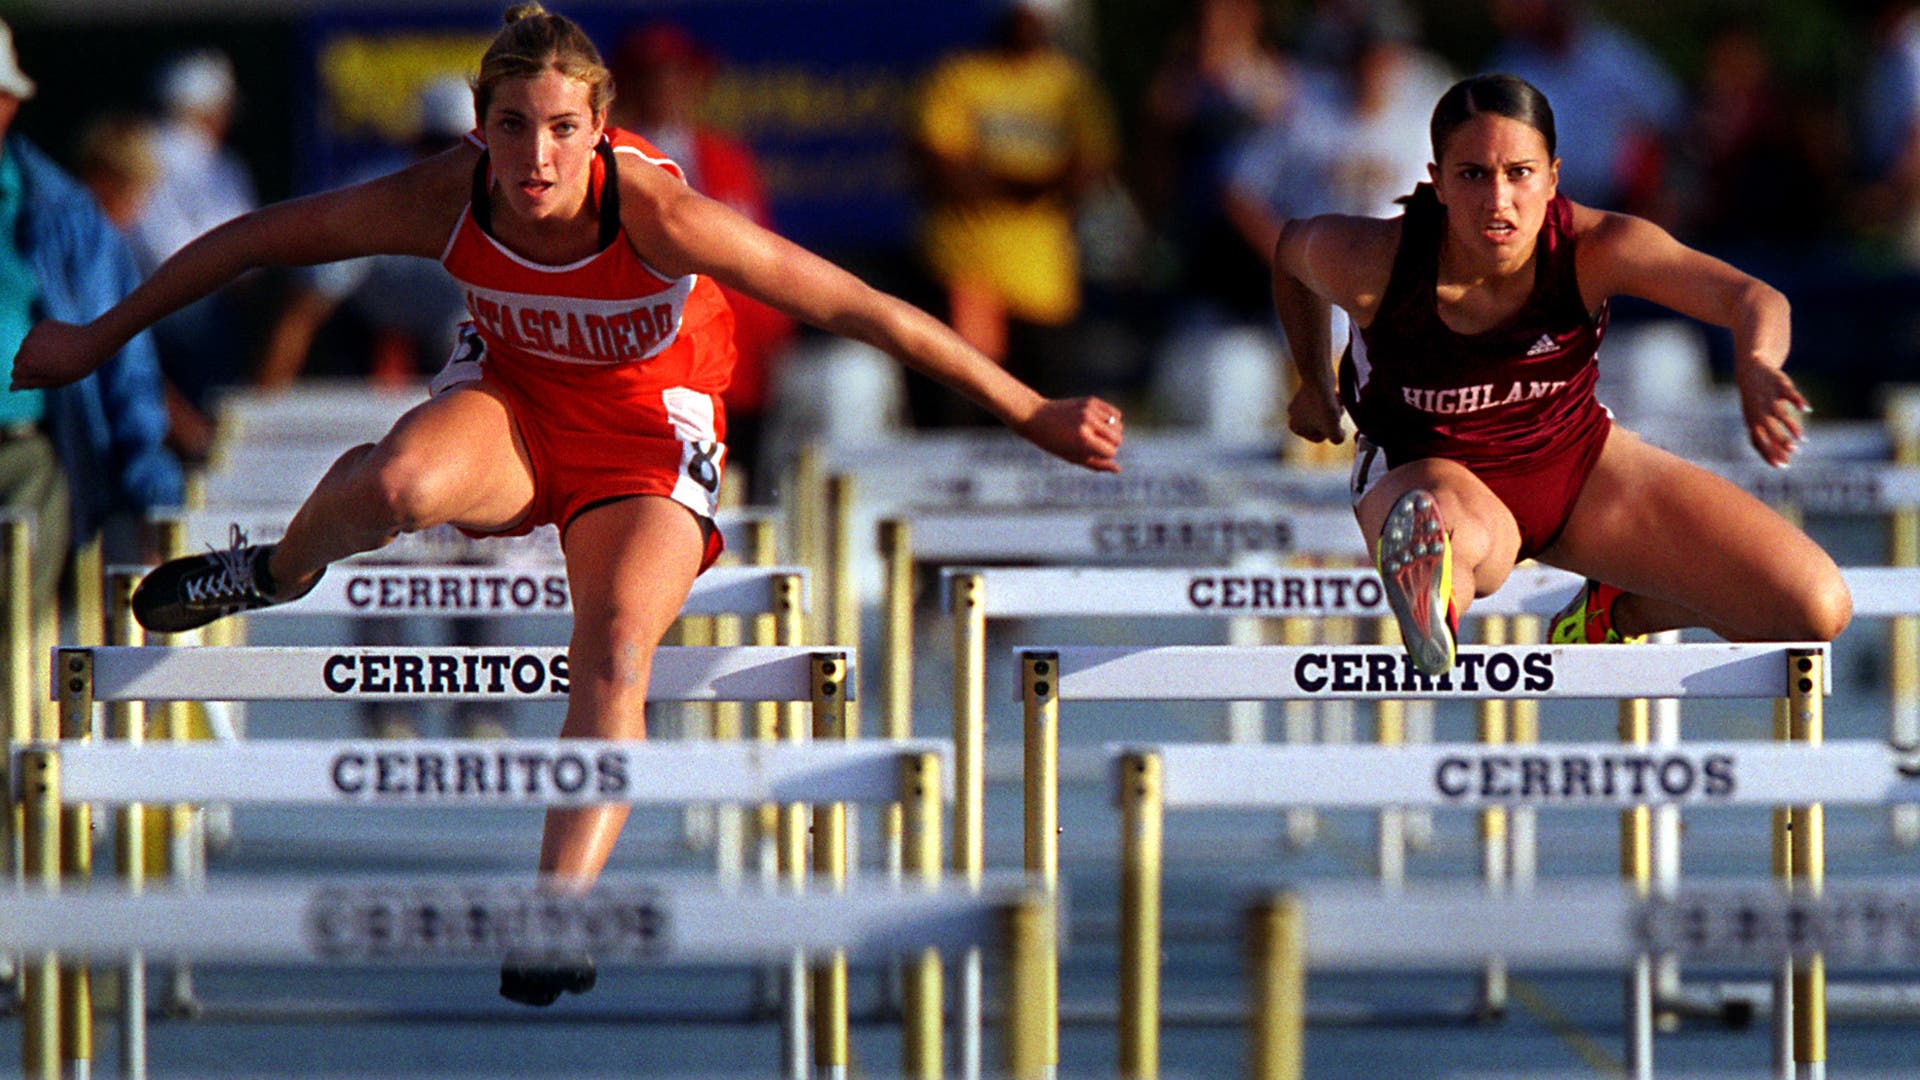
[[10, 320, 111, 390], [1287, 385, 1347, 444], [1736, 361, 1806, 469], [1014, 396, 1123, 473]]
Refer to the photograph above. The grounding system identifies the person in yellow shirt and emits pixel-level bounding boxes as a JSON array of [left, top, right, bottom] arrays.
[[910, 0, 1117, 425]]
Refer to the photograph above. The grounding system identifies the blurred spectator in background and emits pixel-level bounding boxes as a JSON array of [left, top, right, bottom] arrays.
[[1226, 5, 1454, 253], [132, 48, 261, 462], [1861, 2, 1920, 264], [0, 19, 182, 635], [255, 75, 475, 391], [1136, 0, 1296, 331], [908, 0, 1117, 426], [611, 22, 793, 496], [134, 49, 257, 268], [1195, 2, 1449, 444], [74, 110, 215, 462], [1486, 0, 1682, 219], [1679, 26, 1838, 263]]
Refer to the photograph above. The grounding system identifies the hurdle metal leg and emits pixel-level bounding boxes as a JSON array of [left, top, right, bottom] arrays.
[[1888, 391, 1920, 845], [951, 572, 986, 1080], [1021, 652, 1060, 1072], [55, 650, 94, 1080], [20, 746, 58, 1080], [1118, 751, 1162, 1080], [1003, 889, 1054, 1080], [778, 641, 811, 1079], [1620, 687, 1655, 1078], [875, 520, 914, 1023], [1772, 694, 1796, 1078], [1476, 617, 1510, 1019], [4, 515, 32, 1006], [825, 475, 862, 882], [1648, 632, 1684, 1026], [809, 654, 851, 1080], [1507, 616, 1542, 893], [1246, 893, 1305, 1080], [898, 752, 944, 1080], [1788, 649, 1826, 1080]]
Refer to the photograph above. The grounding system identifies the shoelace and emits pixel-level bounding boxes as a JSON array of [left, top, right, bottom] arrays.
[[197, 524, 259, 603]]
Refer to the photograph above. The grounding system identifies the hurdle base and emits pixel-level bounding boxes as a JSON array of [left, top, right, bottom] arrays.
[[1659, 979, 1920, 1027]]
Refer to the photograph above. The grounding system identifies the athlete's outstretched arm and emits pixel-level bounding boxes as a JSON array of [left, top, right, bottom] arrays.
[[11, 149, 472, 392], [1270, 214, 1396, 445], [1577, 208, 1801, 468], [616, 159, 1122, 472]]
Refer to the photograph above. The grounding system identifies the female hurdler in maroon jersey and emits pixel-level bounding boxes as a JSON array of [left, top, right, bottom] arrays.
[[1272, 74, 1850, 674]]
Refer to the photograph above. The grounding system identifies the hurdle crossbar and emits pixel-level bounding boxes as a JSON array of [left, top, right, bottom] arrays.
[[910, 505, 1363, 563], [247, 564, 809, 618], [951, 564, 1920, 620], [1287, 881, 1920, 969], [1115, 740, 1920, 809], [39, 739, 947, 807], [0, 874, 1044, 966], [52, 645, 849, 703], [1020, 643, 1827, 701]]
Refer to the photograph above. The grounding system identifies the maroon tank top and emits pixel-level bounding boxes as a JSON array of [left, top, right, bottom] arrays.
[[1339, 184, 1610, 476]]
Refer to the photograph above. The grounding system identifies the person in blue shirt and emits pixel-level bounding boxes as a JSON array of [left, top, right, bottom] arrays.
[[0, 19, 182, 633]]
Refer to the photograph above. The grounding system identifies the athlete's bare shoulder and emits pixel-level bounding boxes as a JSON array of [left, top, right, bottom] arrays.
[[1565, 200, 1686, 309], [1277, 213, 1401, 322], [610, 139, 690, 207]]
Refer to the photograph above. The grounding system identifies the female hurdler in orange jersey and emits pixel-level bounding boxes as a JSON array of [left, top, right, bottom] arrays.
[[1269, 73, 1848, 676], [11, 4, 1125, 1004]]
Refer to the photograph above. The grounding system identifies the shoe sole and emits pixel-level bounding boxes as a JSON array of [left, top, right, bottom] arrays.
[[130, 575, 230, 634], [1377, 489, 1454, 676]]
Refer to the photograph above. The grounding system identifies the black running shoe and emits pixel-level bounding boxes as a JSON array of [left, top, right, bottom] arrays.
[[131, 525, 318, 634], [499, 953, 596, 1007]]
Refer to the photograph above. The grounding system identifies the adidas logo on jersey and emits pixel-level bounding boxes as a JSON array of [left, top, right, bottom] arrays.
[[1525, 334, 1557, 357]]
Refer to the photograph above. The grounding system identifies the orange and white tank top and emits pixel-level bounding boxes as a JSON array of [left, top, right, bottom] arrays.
[[439, 126, 735, 397]]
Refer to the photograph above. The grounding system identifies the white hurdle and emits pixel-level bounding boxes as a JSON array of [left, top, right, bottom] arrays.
[[1247, 880, 1920, 1080], [0, 872, 1044, 975], [269, 562, 808, 618], [1014, 643, 1829, 1079], [0, 872, 1054, 1079], [18, 735, 954, 1080], [34, 643, 871, 1080]]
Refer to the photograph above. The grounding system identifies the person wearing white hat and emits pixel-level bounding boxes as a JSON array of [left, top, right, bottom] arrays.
[[0, 18, 183, 658], [135, 49, 255, 271], [131, 47, 261, 464]]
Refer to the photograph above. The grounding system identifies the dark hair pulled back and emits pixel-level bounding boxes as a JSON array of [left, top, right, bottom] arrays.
[[1428, 74, 1556, 162]]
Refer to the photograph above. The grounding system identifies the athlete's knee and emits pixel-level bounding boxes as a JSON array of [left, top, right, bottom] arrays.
[[1785, 570, 1852, 642], [359, 445, 457, 532]]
